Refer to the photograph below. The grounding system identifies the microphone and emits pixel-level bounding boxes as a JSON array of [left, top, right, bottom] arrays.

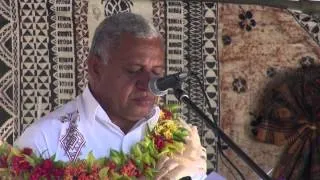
[[148, 71, 189, 96]]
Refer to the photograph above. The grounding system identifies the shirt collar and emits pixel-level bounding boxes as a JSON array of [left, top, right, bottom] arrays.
[[80, 86, 160, 129], [80, 86, 104, 123]]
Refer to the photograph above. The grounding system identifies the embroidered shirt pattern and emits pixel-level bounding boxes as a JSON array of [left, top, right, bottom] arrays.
[[59, 110, 85, 161]]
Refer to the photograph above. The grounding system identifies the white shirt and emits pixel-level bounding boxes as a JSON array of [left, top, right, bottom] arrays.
[[15, 87, 159, 161], [15, 87, 206, 179]]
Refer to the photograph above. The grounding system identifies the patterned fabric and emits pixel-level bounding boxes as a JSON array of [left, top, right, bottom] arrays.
[[251, 66, 320, 180], [0, 0, 221, 172], [289, 9, 320, 46], [2, 0, 318, 177], [0, 0, 89, 144]]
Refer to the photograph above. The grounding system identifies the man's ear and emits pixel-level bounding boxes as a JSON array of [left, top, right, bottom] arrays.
[[87, 54, 104, 82]]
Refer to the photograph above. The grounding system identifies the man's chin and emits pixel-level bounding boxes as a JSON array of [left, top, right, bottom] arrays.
[[129, 106, 154, 120], [133, 99, 154, 107]]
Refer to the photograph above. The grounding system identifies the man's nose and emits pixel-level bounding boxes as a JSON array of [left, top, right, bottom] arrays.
[[136, 72, 153, 91]]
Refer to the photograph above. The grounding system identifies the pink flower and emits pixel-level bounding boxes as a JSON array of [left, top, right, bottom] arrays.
[[22, 147, 33, 156], [120, 160, 140, 177], [52, 167, 64, 177], [0, 155, 8, 168], [154, 135, 166, 150], [107, 160, 117, 170], [11, 155, 32, 175], [29, 159, 64, 179], [162, 109, 173, 120], [42, 159, 53, 170]]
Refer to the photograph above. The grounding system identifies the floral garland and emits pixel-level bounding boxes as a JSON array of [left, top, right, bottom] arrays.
[[0, 105, 188, 180]]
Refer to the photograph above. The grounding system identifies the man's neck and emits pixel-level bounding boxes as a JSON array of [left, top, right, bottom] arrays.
[[109, 115, 138, 134]]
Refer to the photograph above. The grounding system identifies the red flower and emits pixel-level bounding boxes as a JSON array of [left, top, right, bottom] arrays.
[[52, 167, 64, 177], [120, 160, 140, 177], [107, 160, 117, 170], [162, 109, 173, 120], [29, 159, 64, 179], [11, 155, 32, 175], [42, 159, 53, 170], [78, 174, 99, 180], [154, 135, 166, 150], [30, 172, 41, 180], [0, 155, 8, 168], [64, 163, 86, 178], [22, 147, 33, 156], [77, 165, 99, 180]]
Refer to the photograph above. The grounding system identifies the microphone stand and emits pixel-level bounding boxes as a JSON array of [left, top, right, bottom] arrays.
[[173, 88, 271, 180]]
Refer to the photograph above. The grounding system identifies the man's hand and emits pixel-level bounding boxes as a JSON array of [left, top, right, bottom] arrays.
[[155, 125, 207, 180]]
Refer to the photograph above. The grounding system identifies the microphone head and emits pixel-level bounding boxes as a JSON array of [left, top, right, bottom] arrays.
[[148, 77, 168, 96]]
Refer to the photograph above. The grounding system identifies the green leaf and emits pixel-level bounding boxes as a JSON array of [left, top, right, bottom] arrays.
[[110, 149, 126, 166], [111, 172, 122, 179], [172, 133, 185, 143], [168, 141, 184, 152], [147, 143, 158, 159], [141, 137, 153, 149], [144, 167, 158, 179], [53, 160, 65, 168], [131, 145, 142, 158], [133, 159, 144, 170], [24, 155, 36, 167], [169, 104, 180, 112], [86, 151, 95, 169], [26, 153, 42, 165], [10, 147, 21, 156], [178, 127, 189, 136], [98, 167, 109, 179], [0, 143, 10, 155], [110, 150, 121, 165], [23, 172, 29, 180], [96, 157, 106, 167], [142, 153, 156, 166], [50, 154, 56, 161], [158, 147, 171, 156], [116, 176, 132, 180]]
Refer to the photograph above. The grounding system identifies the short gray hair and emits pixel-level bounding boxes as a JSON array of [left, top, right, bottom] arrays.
[[89, 12, 161, 62]]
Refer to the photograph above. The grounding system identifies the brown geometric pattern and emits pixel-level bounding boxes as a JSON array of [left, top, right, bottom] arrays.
[[20, 0, 51, 131], [0, 0, 89, 143], [75, 0, 89, 95], [289, 10, 320, 45], [165, 1, 185, 106], [202, 2, 219, 172], [4, 1, 317, 178], [102, 0, 133, 17]]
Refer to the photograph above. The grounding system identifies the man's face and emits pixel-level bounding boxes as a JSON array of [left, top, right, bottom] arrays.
[[92, 33, 165, 122]]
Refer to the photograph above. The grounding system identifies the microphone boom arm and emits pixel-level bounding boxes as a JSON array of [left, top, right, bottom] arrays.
[[173, 88, 271, 180]]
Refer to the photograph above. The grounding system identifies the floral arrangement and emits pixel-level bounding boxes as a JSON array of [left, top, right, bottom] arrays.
[[0, 105, 188, 180]]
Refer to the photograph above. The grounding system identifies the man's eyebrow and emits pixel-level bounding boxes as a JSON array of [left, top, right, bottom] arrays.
[[125, 64, 165, 69], [153, 65, 165, 69]]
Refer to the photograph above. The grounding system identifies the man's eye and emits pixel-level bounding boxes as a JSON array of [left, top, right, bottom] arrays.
[[153, 70, 165, 76], [127, 68, 141, 74]]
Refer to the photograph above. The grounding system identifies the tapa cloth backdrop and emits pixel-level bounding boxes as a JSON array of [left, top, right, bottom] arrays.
[[0, 0, 320, 178]]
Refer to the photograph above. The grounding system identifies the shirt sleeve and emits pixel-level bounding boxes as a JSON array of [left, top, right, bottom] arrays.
[[14, 124, 49, 158], [190, 173, 207, 180]]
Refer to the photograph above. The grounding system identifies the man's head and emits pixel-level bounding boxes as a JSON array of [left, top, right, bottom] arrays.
[[87, 12, 165, 125], [89, 12, 162, 63]]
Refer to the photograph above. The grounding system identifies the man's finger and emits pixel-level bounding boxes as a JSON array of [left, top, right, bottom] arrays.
[[162, 165, 206, 180], [155, 158, 179, 180], [156, 156, 170, 169]]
